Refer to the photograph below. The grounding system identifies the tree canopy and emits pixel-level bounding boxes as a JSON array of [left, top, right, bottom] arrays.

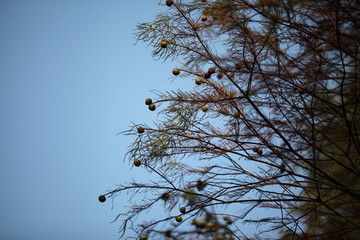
[[100, 0, 360, 239]]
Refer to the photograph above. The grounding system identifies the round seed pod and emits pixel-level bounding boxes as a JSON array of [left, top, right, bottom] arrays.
[[204, 72, 211, 79], [208, 67, 215, 74], [195, 78, 202, 85], [175, 215, 183, 222], [98, 195, 106, 203], [160, 40, 168, 48], [137, 127, 145, 133], [192, 23, 199, 31], [134, 159, 141, 167], [145, 98, 152, 105], [172, 68, 180, 75], [165, 0, 173, 7], [148, 104, 156, 111], [180, 207, 186, 214], [252, 147, 263, 155]]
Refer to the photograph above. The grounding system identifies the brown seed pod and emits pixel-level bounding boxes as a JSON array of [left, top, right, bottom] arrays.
[[204, 72, 211, 79], [180, 207, 186, 214], [208, 67, 215, 74], [195, 78, 202, 85], [228, 91, 236, 98], [140, 236, 148, 240], [160, 40, 168, 48], [175, 215, 183, 222], [233, 111, 240, 118], [137, 127, 145, 133], [148, 104, 156, 111], [145, 98, 152, 105], [220, 108, 229, 115], [252, 147, 263, 155], [133, 159, 141, 167], [172, 68, 180, 75], [192, 23, 199, 31], [98, 195, 106, 203], [201, 106, 208, 112], [165, 0, 173, 7], [201, 15, 208, 21]]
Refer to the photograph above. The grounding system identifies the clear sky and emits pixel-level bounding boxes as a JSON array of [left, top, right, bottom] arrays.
[[0, 1, 178, 239]]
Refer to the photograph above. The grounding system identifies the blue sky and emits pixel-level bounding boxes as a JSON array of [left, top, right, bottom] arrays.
[[0, 1, 178, 239]]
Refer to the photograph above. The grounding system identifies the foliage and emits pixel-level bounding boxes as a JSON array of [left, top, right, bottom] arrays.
[[102, 0, 360, 239]]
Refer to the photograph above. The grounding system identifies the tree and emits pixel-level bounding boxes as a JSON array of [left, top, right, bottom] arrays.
[[100, 0, 360, 239]]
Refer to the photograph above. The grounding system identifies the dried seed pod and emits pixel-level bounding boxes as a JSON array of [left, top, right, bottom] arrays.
[[134, 159, 141, 167], [137, 127, 145, 133], [160, 40, 168, 48], [220, 108, 229, 115], [195, 78, 202, 85], [204, 72, 211, 79], [172, 68, 180, 75], [145, 98, 152, 105], [175, 215, 183, 222], [192, 23, 199, 31], [148, 104, 156, 111], [208, 67, 215, 74], [98, 195, 106, 203], [180, 207, 186, 214], [252, 147, 263, 155], [165, 0, 173, 7]]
